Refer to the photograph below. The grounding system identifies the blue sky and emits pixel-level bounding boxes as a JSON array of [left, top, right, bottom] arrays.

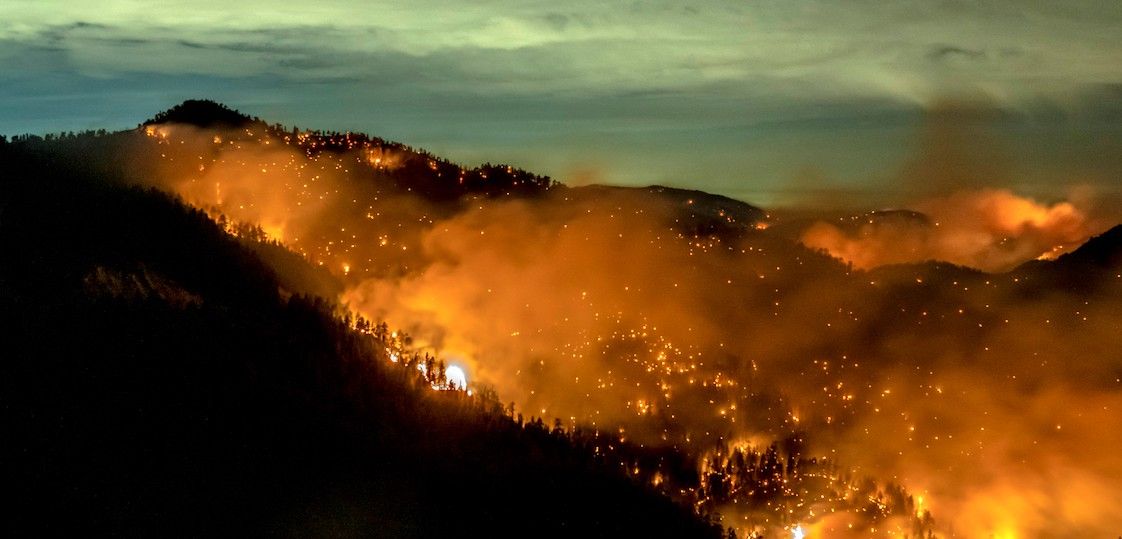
[[2, 0, 1120, 205]]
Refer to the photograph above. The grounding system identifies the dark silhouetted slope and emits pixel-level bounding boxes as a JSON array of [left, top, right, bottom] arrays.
[[1011, 224, 1122, 294], [1051, 224, 1122, 269], [0, 141, 721, 538]]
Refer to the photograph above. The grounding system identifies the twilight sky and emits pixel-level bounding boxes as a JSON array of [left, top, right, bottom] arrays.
[[2, 0, 1120, 205]]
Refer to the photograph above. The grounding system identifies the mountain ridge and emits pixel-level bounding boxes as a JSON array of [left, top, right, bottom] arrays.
[[140, 100, 766, 224]]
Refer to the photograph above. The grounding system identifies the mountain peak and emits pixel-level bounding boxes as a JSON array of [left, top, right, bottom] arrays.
[[144, 99, 256, 128]]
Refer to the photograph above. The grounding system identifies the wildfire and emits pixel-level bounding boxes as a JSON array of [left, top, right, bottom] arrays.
[[134, 117, 1122, 538]]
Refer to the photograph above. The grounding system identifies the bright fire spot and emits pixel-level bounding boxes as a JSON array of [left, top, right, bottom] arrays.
[[445, 365, 467, 390], [791, 525, 805, 539]]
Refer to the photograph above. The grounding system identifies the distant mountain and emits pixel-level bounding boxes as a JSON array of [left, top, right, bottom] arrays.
[[768, 208, 931, 240], [643, 184, 768, 229], [567, 184, 767, 238]]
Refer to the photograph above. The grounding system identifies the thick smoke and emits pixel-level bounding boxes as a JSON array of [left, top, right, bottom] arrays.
[[800, 187, 1097, 272], [796, 100, 1114, 272], [135, 116, 1122, 537]]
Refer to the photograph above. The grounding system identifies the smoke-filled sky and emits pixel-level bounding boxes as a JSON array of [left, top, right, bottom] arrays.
[[3, 0, 1122, 204]]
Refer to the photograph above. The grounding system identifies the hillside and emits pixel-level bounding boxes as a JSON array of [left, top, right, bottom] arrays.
[[0, 136, 722, 537], [7, 101, 1122, 537]]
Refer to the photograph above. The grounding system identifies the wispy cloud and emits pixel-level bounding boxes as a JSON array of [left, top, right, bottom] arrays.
[[1, 1, 1121, 201]]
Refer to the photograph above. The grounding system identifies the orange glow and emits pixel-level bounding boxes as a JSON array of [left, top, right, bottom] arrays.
[[129, 118, 1122, 538], [800, 189, 1098, 272]]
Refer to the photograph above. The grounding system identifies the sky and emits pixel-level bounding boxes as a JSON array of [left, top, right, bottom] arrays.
[[2, 0, 1121, 205]]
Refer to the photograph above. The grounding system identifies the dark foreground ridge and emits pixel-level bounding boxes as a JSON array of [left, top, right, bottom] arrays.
[[0, 134, 722, 537]]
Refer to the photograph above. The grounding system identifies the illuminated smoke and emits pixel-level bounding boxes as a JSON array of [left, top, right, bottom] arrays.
[[800, 188, 1098, 272], [132, 119, 1122, 537], [796, 99, 1112, 273]]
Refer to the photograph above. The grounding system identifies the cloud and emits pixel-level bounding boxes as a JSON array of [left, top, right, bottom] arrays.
[[3, 1, 1122, 206], [927, 45, 986, 62], [3, 0, 1120, 101]]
